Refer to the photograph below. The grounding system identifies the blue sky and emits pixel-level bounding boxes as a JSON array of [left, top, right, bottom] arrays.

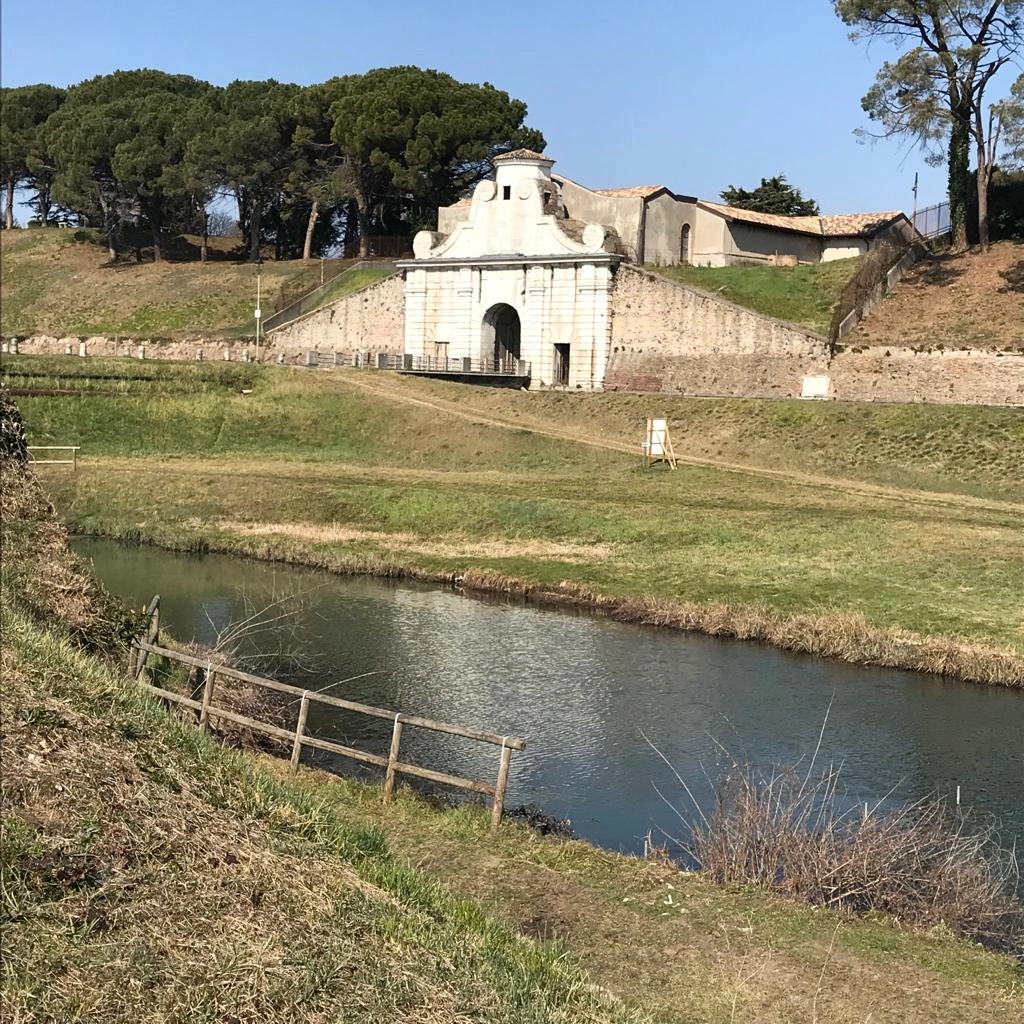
[[4, 0, 1014, 219]]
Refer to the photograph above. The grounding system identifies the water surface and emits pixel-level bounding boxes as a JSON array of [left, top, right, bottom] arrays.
[[74, 537, 1024, 853]]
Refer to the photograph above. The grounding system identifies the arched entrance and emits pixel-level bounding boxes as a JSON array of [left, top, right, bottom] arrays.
[[483, 303, 521, 367], [680, 223, 691, 265]]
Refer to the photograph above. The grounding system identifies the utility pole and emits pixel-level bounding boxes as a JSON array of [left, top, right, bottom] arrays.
[[254, 256, 263, 363], [912, 172, 919, 229]]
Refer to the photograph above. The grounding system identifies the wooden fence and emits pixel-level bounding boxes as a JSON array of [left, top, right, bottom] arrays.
[[130, 596, 525, 831], [27, 445, 79, 469]]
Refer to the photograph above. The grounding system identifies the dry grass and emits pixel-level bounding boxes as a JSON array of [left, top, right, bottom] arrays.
[[0, 228, 324, 339], [223, 519, 614, 562], [849, 240, 1024, 350], [690, 764, 1023, 953]]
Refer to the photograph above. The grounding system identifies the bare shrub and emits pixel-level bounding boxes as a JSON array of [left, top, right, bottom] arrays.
[[690, 763, 1022, 953]]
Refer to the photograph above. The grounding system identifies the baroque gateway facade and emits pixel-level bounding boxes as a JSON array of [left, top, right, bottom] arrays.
[[398, 150, 624, 390]]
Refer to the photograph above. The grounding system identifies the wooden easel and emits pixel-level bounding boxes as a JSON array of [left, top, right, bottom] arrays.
[[643, 417, 677, 469]]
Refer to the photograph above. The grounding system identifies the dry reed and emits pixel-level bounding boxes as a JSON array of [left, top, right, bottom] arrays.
[[690, 764, 1023, 954]]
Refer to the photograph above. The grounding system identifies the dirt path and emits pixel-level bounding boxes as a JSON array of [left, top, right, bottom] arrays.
[[334, 373, 1024, 518]]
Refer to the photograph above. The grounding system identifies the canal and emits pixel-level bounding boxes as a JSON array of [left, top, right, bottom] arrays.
[[74, 537, 1024, 854]]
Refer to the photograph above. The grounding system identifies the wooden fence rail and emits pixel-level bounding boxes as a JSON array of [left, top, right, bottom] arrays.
[[130, 599, 525, 831], [27, 445, 79, 470]]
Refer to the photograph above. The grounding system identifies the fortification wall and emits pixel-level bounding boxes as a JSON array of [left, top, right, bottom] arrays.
[[266, 272, 405, 356], [5, 274, 407, 365], [604, 265, 1023, 405], [606, 264, 828, 396], [828, 347, 1023, 405]]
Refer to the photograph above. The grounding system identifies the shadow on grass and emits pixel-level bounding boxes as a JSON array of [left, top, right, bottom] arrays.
[[998, 259, 1024, 294]]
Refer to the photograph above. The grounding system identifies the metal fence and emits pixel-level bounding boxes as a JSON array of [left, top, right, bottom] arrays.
[[913, 201, 950, 240], [390, 354, 532, 377], [262, 261, 396, 333]]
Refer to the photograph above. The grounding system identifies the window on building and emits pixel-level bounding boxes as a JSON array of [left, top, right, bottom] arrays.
[[680, 223, 692, 265], [503, 185, 511, 200]]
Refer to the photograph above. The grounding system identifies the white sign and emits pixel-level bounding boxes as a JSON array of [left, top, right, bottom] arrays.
[[254, 308, 262, 320], [648, 418, 668, 456], [801, 375, 830, 400]]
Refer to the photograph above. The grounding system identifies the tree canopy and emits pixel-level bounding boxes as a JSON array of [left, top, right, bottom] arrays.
[[0, 65, 544, 262], [719, 175, 821, 216], [324, 66, 544, 256], [835, 1, 1023, 249], [0, 83, 65, 230]]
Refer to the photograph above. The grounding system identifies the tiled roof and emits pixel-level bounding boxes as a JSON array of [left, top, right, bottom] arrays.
[[819, 212, 903, 237], [493, 148, 552, 163], [698, 201, 904, 238], [593, 185, 666, 199], [697, 201, 822, 235]]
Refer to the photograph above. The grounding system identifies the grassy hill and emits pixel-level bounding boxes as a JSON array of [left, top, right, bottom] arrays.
[[0, 227, 357, 340], [5, 355, 1023, 679], [850, 240, 1024, 350], [648, 258, 860, 334]]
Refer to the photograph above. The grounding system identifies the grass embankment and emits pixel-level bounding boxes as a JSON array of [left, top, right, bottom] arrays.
[[0, 227, 346, 339], [647, 258, 859, 334], [849, 240, 1024, 351], [0, 445, 634, 1022], [5, 355, 1023, 684], [3, 425, 1022, 1023]]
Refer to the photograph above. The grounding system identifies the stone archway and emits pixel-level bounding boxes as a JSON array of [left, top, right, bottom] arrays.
[[483, 303, 521, 366]]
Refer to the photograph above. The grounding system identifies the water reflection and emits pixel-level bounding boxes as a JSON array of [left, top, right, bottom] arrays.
[[74, 538, 1024, 853]]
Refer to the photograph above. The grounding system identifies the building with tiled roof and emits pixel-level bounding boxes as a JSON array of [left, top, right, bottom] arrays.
[[438, 160, 914, 267]]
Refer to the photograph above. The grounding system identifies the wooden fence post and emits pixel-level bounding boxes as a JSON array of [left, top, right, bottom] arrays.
[[133, 642, 149, 681], [490, 740, 512, 833], [199, 667, 216, 732], [383, 714, 404, 803], [290, 693, 310, 773]]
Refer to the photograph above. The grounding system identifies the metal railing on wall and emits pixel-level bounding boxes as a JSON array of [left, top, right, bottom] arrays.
[[913, 201, 950, 240], [389, 354, 532, 376], [262, 261, 397, 334]]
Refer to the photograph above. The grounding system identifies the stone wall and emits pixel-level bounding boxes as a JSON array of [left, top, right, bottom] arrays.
[[829, 347, 1024, 405], [606, 265, 828, 396], [605, 265, 1024, 405], [266, 272, 405, 356]]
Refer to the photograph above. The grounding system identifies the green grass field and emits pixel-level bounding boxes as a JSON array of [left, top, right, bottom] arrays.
[[5, 355, 1022, 681], [3, 441, 1021, 1023], [649, 258, 859, 334]]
